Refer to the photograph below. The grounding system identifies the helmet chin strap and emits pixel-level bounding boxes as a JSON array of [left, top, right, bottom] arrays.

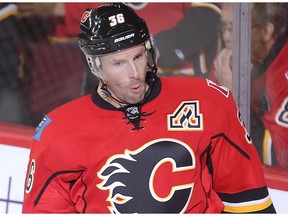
[[99, 81, 129, 106], [99, 81, 150, 107]]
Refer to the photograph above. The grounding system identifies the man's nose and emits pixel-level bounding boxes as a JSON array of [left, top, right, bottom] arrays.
[[129, 62, 140, 79]]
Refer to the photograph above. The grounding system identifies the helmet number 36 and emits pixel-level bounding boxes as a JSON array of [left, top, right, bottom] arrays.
[[109, 13, 125, 27]]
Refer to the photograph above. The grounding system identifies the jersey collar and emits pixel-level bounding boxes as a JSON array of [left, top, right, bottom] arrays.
[[91, 75, 161, 111]]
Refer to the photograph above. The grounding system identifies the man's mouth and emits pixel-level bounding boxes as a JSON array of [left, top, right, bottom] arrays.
[[131, 85, 141, 94]]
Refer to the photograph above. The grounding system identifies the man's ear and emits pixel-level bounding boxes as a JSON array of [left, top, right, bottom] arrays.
[[263, 22, 275, 42]]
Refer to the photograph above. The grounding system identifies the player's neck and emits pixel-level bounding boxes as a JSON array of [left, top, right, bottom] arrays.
[[97, 86, 127, 108]]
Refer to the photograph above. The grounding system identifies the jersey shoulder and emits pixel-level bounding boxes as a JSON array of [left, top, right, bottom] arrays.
[[33, 94, 95, 142], [48, 94, 94, 120], [161, 77, 231, 102]]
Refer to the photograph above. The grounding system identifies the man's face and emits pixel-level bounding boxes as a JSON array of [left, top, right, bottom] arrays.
[[221, 3, 234, 49], [251, 26, 267, 65], [98, 44, 148, 105], [251, 7, 270, 65]]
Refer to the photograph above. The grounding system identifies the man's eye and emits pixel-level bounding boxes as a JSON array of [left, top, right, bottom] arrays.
[[134, 53, 144, 60], [114, 61, 124, 66]]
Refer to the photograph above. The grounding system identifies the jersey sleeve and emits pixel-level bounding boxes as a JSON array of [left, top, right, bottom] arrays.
[[207, 89, 276, 213], [22, 115, 86, 213]]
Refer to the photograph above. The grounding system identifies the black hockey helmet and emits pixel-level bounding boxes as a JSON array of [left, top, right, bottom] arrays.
[[78, 3, 150, 55], [77, 3, 158, 77]]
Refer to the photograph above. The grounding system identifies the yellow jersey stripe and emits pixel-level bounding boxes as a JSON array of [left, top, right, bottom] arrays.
[[263, 129, 272, 165], [223, 196, 272, 213]]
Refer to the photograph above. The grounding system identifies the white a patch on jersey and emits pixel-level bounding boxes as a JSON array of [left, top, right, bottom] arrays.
[[167, 101, 203, 131]]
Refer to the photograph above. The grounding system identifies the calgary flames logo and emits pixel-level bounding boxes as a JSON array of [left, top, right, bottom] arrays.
[[97, 138, 195, 213], [80, 11, 90, 23]]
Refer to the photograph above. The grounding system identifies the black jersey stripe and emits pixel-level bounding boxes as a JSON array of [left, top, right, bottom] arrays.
[[80, 175, 88, 213], [34, 169, 85, 207], [211, 133, 250, 160], [217, 186, 269, 203], [218, 186, 275, 213]]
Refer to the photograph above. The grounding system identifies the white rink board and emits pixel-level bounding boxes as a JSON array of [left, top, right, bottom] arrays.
[[269, 188, 288, 213], [0, 144, 30, 213]]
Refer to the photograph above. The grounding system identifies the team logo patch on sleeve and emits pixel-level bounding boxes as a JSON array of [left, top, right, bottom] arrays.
[[167, 101, 203, 131], [33, 116, 52, 141]]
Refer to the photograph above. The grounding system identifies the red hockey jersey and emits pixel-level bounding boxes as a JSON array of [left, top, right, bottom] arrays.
[[22, 77, 274, 213], [262, 40, 288, 168]]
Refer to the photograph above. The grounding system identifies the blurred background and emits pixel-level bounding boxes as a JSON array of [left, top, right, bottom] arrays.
[[0, 2, 287, 213]]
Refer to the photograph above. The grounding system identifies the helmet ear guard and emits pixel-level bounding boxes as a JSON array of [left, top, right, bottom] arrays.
[[85, 55, 102, 77], [144, 38, 158, 74], [77, 3, 158, 77]]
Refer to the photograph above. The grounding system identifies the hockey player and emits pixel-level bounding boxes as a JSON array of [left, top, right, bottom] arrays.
[[22, 3, 276, 213], [250, 3, 288, 168]]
